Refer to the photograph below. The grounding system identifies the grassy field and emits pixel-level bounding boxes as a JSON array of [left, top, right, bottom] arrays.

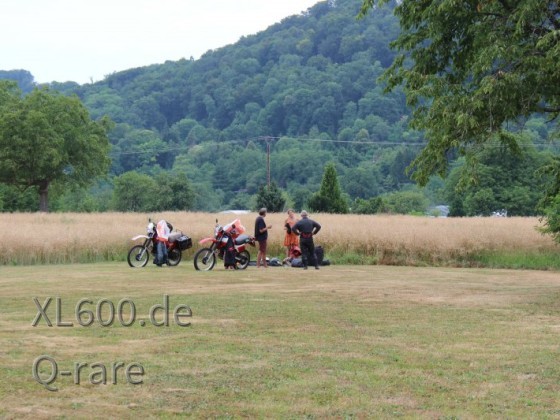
[[1, 212, 559, 269], [1, 263, 560, 418]]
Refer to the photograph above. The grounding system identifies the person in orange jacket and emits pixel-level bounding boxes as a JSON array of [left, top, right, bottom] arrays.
[[283, 208, 299, 258]]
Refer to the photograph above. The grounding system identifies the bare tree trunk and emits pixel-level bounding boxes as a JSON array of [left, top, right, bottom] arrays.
[[38, 180, 50, 212]]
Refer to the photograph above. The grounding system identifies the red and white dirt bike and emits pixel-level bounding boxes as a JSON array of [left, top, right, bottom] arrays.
[[127, 219, 192, 268], [193, 219, 255, 271]]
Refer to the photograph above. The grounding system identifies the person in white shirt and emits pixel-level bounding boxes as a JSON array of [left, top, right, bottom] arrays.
[[155, 219, 171, 266]]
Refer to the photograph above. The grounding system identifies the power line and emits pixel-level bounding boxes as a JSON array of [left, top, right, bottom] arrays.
[[111, 135, 558, 156], [112, 137, 427, 156]]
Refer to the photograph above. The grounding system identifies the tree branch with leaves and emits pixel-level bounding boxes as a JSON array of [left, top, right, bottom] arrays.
[[360, 0, 560, 239]]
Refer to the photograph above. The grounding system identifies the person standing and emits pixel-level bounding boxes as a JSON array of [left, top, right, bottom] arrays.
[[254, 207, 272, 268], [223, 232, 237, 270], [292, 210, 321, 270], [155, 219, 171, 267], [283, 209, 299, 258]]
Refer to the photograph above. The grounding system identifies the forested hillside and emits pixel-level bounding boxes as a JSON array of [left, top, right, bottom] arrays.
[[1, 0, 557, 214]]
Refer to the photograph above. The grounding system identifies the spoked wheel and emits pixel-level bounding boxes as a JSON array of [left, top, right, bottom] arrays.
[[127, 245, 150, 268], [194, 247, 216, 271], [236, 250, 250, 270], [167, 248, 182, 266]]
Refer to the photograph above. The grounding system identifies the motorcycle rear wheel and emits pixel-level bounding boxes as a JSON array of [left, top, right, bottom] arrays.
[[237, 250, 250, 270], [194, 247, 216, 271], [168, 248, 182, 266], [127, 245, 150, 268]]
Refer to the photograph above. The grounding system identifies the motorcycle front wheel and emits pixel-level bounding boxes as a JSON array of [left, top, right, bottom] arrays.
[[127, 245, 150, 268], [194, 248, 216, 271], [168, 248, 182, 266], [237, 250, 250, 270]]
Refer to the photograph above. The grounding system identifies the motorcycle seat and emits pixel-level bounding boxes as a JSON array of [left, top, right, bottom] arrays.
[[234, 234, 252, 245]]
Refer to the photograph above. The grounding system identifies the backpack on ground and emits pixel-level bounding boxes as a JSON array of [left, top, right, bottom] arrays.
[[314, 246, 324, 265], [291, 257, 304, 268]]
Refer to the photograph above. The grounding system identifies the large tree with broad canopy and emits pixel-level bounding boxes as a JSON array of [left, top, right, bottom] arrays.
[[0, 81, 112, 212], [359, 0, 560, 238]]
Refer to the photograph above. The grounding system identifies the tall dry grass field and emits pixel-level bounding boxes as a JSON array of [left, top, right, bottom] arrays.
[[1, 212, 558, 266]]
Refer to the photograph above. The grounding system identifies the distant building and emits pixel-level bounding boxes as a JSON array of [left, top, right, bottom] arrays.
[[219, 210, 251, 215], [428, 205, 450, 218], [491, 209, 507, 217]]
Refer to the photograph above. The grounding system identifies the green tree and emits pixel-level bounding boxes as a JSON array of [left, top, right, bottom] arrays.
[[444, 139, 550, 216], [287, 185, 313, 211], [539, 190, 560, 243], [537, 156, 560, 241], [341, 163, 382, 199], [255, 182, 285, 212], [0, 70, 35, 93], [0, 183, 38, 211], [152, 172, 195, 211], [382, 190, 428, 215], [0, 81, 112, 212], [113, 128, 166, 174], [352, 196, 384, 214], [112, 171, 157, 212], [463, 188, 497, 217], [53, 187, 104, 212], [359, 0, 560, 184], [360, 0, 560, 237], [308, 162, 349, 213]]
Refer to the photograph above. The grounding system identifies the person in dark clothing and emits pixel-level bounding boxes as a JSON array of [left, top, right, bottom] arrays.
[[223, 233, 237, 270], [254, 207, 272, 268], [292, 210, 321, 270]]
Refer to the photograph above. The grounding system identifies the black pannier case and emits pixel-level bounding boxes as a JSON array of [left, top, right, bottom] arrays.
[[177, 235, 193, 250]]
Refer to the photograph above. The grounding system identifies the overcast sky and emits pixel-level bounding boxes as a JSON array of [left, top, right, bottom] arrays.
[[1, 0, 319, 85]]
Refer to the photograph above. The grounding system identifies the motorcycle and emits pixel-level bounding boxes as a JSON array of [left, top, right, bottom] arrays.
[[193, 219, 255, 271], [127, 219, 192, 268]]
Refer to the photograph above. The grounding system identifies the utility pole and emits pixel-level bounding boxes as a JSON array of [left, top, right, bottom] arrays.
[[266, 137, 271, 187], [258, 136, 274, 188]]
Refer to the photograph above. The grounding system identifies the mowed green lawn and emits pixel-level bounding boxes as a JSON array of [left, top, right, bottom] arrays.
[[1, 262, 559, 418]]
